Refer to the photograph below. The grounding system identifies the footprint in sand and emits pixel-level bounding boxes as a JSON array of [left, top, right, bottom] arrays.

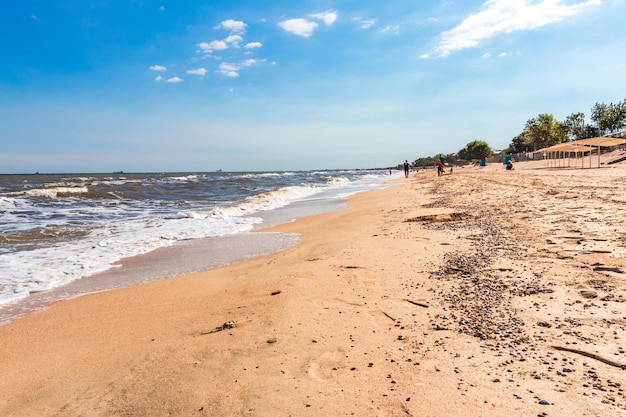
[[305, 350, 348, 381]]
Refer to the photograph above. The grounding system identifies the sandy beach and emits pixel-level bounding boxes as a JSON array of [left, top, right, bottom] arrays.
[[1, 161, 625, 416]]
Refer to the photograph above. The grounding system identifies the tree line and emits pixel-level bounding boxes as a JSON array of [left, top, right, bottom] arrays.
[[509, 98, 626, 153], [412, 98, 626, 166]]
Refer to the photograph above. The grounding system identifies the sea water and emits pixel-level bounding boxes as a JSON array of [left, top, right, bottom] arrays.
[[0, 170, 396, 323]]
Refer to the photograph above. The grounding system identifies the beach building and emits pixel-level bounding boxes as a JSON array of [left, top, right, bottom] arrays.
[[534, 136, 626, 168]]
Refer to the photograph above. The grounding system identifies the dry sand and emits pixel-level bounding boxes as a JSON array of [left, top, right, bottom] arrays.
[[1, 161, 625, 416]]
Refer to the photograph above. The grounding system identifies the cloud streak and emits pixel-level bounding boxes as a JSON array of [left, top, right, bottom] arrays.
[[187, 68, 207, 76], [196, 40, 228, 54], [278, 10, 338, 37], [215, 19, 248, 34], [218, 63, 240, 78], [310, 10, 338, 26], [353, 17, 377, 30], [216, 59, 265, 78], [433, 0, 601, 57], [278, 18, 319, 37]]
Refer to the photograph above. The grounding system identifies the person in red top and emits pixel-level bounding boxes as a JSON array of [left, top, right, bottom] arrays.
[[436, 160, 444, 176]]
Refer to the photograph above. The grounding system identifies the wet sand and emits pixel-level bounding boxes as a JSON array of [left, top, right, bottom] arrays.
[[0, 192, 347, 325], [0, 160, 625, 416], [0, 232, 299, 325]]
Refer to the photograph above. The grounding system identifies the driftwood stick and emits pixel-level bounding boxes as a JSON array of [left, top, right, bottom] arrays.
[[382, 311, 396, 322], [446, 267, 469, 274], [552, 345, 626, 370], [200, 321, 235, 335], [404, 299, 429, 308]]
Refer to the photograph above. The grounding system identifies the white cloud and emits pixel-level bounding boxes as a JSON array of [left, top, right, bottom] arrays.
[[187, 68, 207, 76], [225, 34, 243, 47], [278, 18, 319, 37], [155, 75, 163, 81], [352, 17, 377, 29], [216, 59, 264, 77], [310, 10, 338, 26], [216, 19, 248, 34], [218, 63, 240, 77], [381, 25, 400, 34], [150, 65, 167, 71], [244, 42, 263, 49], [197, 40, 228, 54], [435, 0, 602, 57], [242, 59, 265, 67], [197, 35, 243, 56], [166, 76, 183, 83]]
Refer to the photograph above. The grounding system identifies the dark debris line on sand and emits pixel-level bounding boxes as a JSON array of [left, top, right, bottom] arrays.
[[426, 208, 531, 350]]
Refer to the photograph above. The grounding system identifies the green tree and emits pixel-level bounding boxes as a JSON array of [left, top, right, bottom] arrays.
[[457, 146, 470, 160], [508, 98, 626, 154], [584, 124, 601, 138], [464, 140, 492, 160], [509, 134, 527, 153], [445, 153, 458, 164], [564, 112, 587, 140], [591, 100, 626, 134], [413, 156, 437, 167], [522, 113, 566, 150]]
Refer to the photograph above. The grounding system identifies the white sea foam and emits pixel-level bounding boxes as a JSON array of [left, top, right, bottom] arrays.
[[0, 169, 391, 308], [0, 211, 262, 305], [18, 186, 89, 198], [209, 181, 347, 218]]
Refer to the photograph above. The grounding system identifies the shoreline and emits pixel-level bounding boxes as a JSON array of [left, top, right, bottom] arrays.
[[0, 186, 368, 325], [0, 232, 300, 325], [0, 170, 390, 311], [1, 163, 625, 416]]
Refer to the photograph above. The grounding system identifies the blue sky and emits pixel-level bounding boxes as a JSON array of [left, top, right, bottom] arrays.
[[1, 0, 624, 173]]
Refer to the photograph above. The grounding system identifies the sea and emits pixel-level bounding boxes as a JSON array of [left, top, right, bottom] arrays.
[[0, 169, 396, 324]]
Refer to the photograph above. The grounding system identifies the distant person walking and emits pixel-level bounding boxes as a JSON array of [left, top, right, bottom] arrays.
[[437, 160, 444, 176], [403, 160, 410, 178]]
